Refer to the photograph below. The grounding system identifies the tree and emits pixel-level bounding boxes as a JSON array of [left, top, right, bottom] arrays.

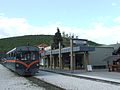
[[52, 27, 64, 49], [62, 31, 65, 37]]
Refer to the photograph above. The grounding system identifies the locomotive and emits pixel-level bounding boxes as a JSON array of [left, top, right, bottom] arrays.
[[2, 46, 40, 76]]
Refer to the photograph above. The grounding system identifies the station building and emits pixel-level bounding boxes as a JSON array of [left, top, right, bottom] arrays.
[[40, 40, 119, 71], [40, 39, 95, 71]]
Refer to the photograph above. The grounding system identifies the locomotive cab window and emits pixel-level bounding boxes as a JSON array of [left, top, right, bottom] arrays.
[[16, 51, 39, 60]]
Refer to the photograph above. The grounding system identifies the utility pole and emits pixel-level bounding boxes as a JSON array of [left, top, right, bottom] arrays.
[[70, 38, 74, 71], [50, 45, 52, 69], [59, 42, 62, 69]]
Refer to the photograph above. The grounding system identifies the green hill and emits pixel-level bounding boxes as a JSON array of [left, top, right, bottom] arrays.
[[0, 35, 101, 52]]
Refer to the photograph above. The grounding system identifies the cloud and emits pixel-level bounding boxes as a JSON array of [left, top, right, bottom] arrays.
[[81, 22, 120, 44], [0, 13, 5, 16], [112, 3, 117, 6], [113, 16, 120, 23], [0, 15, 57, 38], [0, 15, 120, 44]]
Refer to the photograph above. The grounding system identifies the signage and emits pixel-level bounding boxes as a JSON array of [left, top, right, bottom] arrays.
[[73, 39, 88, 46], [87, 65, 92, 71]]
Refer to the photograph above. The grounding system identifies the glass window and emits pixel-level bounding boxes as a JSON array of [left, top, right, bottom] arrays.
[[16, 51, 39, 60]]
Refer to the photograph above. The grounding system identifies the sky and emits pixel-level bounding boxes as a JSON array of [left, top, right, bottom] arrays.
[[0, 0, 120, 44]]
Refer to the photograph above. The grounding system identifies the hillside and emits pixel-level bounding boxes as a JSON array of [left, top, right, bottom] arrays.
[[0, 35, 101, 52]]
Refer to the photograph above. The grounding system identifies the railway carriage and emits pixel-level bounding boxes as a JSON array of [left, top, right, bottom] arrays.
[[2, 46, 40, 76]]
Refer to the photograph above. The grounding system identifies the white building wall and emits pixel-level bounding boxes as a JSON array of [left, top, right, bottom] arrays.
[[89, 47, 114, 66]]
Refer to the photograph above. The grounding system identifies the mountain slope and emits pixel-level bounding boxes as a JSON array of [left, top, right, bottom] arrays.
[[0, 35, 101, 52]]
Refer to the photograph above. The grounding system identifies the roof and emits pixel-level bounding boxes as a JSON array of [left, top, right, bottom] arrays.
[[45, 46, 95, 55], [103, 55, 120, 62], [7, 46, 39, 54], [37, 43, 48, 48], [101, 43, 120, 50]]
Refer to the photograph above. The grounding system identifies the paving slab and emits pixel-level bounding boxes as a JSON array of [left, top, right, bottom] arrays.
[[39, 68, 120, 85]]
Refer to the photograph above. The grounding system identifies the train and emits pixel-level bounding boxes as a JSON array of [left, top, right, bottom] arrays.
[[2, 45, 40, 76]]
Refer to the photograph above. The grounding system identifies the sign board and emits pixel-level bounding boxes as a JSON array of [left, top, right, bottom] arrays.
[[73, 39, 88, 46], [87, 65, 92, 71]]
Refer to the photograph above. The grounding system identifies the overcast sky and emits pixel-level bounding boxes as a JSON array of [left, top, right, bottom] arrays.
[[0, 0, 120, 44]]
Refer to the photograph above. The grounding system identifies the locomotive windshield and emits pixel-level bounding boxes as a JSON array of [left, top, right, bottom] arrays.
[[16, 51, 39, 60]]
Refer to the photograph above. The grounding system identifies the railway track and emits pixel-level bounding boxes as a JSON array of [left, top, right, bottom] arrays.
[[14, 69, 65, 90], [26, 76, 65, 90], [2, 64, 64, 89]]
